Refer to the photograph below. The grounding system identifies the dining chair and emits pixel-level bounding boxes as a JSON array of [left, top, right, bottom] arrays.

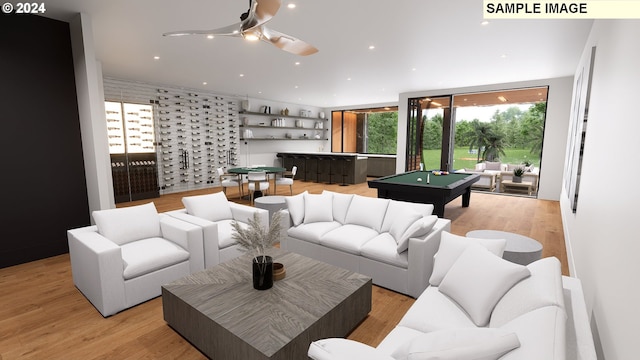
[[247, 171, 270, 205], [217, 167, 243, 198], [275, 166, 297, 195]]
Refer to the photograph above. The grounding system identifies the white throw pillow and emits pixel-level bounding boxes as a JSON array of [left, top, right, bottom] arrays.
[[394, 215, 438, 253], [344, 195, 390, 231], [389, 211, 422, 244], [438, 245, 531, 327], [429, 231, 507, 286], [391, 328, 520, 360], [285, 191, 307, 226], [304, 192, 334, 223], [323, 190, 354, 224], [93, 202, 161, 246], [182, 192, 233, 222]]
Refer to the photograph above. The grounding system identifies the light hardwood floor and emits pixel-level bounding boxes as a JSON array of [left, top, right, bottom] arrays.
[[0, 180, 567, 359]]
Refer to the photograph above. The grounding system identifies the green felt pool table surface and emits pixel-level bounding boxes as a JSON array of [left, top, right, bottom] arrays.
[[377, 171, 473, 187], [368, 171, 480, 217]]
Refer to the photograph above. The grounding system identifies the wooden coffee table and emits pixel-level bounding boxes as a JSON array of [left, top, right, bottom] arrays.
[[162, 248, 372, 360], [500, 180, 534, 195]]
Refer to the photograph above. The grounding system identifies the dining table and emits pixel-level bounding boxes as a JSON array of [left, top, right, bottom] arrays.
[[227, 166, 287, 197]]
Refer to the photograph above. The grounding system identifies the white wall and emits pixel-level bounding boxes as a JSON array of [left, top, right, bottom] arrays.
[[398, 77, 574, 201], [69, 13, 115, 214], [560, 20, 640, 360]]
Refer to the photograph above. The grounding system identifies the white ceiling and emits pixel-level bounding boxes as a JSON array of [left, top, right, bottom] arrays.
[[43, 0, 593, 108]]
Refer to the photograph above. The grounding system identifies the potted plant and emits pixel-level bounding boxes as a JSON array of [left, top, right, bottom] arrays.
[[513, 167, 525, 183], [231, 211, 283, 290]]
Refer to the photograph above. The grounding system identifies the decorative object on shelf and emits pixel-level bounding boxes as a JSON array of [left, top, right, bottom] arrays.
[[241, 100, 250, 111], [300, 110, 310, 117], [314, 121, 323, 129], [513, 167, 525, 183], [295, 120, 303, 128], [260, 106, 271, 114], [319, 111, 325, 119], [231, 211, 283, 290], [284, 108, 289, 116]]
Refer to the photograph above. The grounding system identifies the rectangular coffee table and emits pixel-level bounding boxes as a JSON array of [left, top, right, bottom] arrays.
[[162, 248, 372, 359]]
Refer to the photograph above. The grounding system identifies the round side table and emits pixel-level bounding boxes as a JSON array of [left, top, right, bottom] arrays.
[[254, 196, 288, 224], [466, 230, 543, 265]]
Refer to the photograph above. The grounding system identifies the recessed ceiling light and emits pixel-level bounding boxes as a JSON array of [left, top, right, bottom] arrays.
[[153, 56, 160, 60], [239, 74, 245, 77], [202, 82, 207, 85], [207, 35, 214, 39], [501, 54, 508, 59], [295, 85, 299, 89], [294, 61, 300, 66], [412, 67, 417, 71], [347, 77, 352, 81], [481, 21, 489, 26], [288, 3, 296, 9], [368, 45, 375, 50]]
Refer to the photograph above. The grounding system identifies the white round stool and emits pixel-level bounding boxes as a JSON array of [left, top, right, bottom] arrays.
[[466, 230, 543, 265]]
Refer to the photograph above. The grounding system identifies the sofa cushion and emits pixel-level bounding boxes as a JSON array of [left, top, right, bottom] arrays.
[[396, 215, 438, 253], [490, 257, 565, 327], [308, 338, 395, 360], [381, 200, 434, 233], [360, 233, 409, 268], [217, 219, 249, 249], [344, 195, 389, 232], [391, 328, 520, 360], [304, 193, 334, 223], [285, 191, 308, 226], [322, 190, 354, 224], [121, 237, 190, 280], [389, 212, 423, 251], [497, 306, 567, 360], [93, 202, 161, 246], [182, 192, 233, 222], [485, 161, 502, 171], [429, 231, 507, 286], [398, 286, 477, 333], [320, 224, 380, 255], [288, 221, 341, 244], [438, 245, 531, 327]]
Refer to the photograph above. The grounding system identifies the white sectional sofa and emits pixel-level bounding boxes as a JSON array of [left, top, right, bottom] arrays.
[[165, 192, 269, 268], [308, 232, 596, 360], [280, 191, 451, 298]]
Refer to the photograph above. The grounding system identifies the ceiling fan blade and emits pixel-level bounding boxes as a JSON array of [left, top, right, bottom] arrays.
[[163, 22, 243, 37], [261, 27, 318, 56], [254, 0, 281, 24]]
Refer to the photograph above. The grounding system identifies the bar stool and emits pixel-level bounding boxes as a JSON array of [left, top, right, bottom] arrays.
[[315, 155, 324, 183], [327, 156, 337, 184], [340, 157, 352, 186], [302, 154, 313, 181]]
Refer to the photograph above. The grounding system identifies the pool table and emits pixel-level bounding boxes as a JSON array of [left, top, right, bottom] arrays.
[[368, 171, 480, 218]]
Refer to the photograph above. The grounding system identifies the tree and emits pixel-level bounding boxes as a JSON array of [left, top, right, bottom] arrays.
[[366, 112, 398, 154], [467, 120, 493, 163]]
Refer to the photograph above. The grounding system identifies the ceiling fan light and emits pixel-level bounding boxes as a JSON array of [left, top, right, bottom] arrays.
[[242, 29, 262, 41]]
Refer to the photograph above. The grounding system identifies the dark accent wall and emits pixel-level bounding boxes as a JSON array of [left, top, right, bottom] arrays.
[[0, 14, 90, 268]]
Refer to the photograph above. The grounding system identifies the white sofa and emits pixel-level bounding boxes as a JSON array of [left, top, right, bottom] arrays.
[[280, 191, 451, 298], [165, 192, 269, 268], [456, 169, 497, 192], [308, 232, 596, 360], [67, 202, 204, 317]]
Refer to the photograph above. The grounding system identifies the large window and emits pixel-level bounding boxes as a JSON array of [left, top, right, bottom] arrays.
[[407, 87, 548, 196], [332, 107, 398, 154]]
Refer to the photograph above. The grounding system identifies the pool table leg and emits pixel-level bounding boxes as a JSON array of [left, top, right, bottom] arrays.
[[433, 203, 445, 218], [462, 187, 472, 207]]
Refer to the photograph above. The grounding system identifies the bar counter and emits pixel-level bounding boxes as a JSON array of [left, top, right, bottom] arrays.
[[277, 152, 368, 184]]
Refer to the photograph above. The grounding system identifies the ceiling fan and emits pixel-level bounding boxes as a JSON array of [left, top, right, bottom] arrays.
[[163, 0, 318, 56]]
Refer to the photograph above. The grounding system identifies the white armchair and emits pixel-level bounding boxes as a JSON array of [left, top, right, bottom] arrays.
[[165, 192, 269, 268], [67, 202, 204, 317]]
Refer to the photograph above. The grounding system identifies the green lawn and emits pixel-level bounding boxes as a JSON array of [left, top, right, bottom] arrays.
[[423, 147, 540, 170]]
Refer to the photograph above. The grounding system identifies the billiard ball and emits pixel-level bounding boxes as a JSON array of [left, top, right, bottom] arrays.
[[417, 178, 423, 182]]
